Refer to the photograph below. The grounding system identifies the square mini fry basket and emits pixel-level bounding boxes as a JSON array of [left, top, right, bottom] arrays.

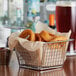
[[15, 39, 72, 70]]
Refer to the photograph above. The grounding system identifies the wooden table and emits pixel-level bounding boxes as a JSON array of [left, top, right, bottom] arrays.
[[0, 52, 76, 76]]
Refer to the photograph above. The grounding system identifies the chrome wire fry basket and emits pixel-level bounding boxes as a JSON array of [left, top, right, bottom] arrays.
[[15, 39, 72, 70]]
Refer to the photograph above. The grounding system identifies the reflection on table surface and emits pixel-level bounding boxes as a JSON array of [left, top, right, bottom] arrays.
[[0, 52, 76, 76], [0, 66, 65, 76], [64, 56, 76, 76], [18, 68, 65, 76]]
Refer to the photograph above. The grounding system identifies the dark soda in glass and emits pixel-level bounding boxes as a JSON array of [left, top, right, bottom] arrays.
[[56, 2, 76, 52]]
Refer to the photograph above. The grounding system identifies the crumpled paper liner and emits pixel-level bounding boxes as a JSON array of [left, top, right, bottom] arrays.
[[8, 21, 71, 67], [8, 32, 20, 50]]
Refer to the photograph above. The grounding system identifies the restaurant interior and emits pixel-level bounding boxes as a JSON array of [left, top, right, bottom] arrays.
[[0, 0, 76, 76]]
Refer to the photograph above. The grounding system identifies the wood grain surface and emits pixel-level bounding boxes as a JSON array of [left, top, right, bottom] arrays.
[[0, 52, 76, 76]]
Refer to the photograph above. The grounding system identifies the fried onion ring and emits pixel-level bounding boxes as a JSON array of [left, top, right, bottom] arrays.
[[51, 36, 67, 42], [19, 29, 35, 41], [35, 33, 41, 41], [39, 30, 54, 42]]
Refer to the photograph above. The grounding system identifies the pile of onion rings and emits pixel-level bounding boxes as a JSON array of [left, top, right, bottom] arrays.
[[19, 29, 67, 42]]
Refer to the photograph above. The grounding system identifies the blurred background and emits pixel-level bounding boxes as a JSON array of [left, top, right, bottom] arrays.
[[0, 0, 56, 47], [0, 0, 56, 26]]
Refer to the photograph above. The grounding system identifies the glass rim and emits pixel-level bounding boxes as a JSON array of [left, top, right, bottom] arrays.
[[56, 1, 76, 6]]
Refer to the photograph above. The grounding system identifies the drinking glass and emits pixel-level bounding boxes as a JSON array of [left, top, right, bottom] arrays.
[[56, 1, 76, 55]]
